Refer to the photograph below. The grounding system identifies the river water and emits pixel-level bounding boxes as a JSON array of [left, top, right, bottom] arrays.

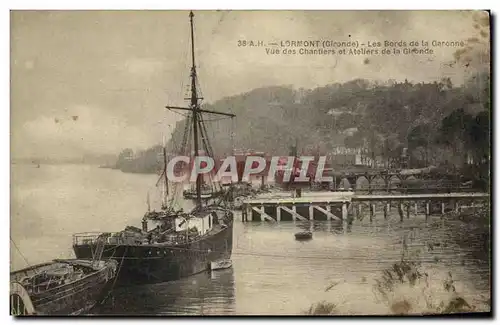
[[10, 164, 491, 315]]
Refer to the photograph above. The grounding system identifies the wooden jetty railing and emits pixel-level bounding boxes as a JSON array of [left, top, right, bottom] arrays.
[[241, 192, 489, 223], [313, 181, 475, 194]]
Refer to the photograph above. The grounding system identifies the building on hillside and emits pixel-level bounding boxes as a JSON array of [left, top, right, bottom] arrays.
[[328, 146, 363, 167]]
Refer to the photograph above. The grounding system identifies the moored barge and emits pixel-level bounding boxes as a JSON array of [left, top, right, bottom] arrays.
[[10, 259, 117, 315]]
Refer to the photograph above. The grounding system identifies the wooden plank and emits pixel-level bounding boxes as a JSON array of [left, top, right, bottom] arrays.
[[243, 192, 488, 205], [244, 197, 350, 205], [280, 206, 308, 221], [251, 207, 276, 222], [313, 205, 341, 221]]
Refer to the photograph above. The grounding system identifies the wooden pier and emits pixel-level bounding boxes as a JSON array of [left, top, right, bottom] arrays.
[[241, 192, 489, 223]]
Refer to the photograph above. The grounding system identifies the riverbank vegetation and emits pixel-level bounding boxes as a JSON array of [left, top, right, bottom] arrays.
[[115, 72, 490, 180], [304, 207, 491, 316]]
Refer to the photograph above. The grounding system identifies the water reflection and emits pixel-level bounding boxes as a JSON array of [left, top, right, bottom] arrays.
[[295, 220, 351, 234], [94, 268, 236, 315]]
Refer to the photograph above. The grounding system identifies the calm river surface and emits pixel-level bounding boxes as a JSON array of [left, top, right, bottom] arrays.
[[10, 164, 490, 315]]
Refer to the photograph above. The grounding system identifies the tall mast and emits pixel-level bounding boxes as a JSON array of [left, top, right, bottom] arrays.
[[189, 11, 202, 207], [165, 11, 236, 208], [162, 134, 169, 208]]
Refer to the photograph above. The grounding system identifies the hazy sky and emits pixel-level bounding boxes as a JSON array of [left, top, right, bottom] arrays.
[[10, 10, 489, 159]]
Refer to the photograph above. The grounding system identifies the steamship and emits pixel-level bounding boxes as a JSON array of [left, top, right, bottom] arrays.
[[72, 11, 236, 286]]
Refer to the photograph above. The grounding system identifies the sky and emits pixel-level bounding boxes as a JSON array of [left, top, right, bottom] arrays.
[[10, 10, 490, 160]]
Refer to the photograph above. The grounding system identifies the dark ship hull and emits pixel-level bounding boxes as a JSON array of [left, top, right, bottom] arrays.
[[73, 217, 233, 287]]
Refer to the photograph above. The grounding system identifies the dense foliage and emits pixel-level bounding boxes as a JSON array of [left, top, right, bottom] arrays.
[[115, 73, 490, 181]]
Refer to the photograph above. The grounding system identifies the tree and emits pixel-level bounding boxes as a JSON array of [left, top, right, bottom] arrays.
[[382, 135, 404, 168], [344, 132, 364, 149], [467, 111, 490, 164], [407, 124, 432, 166], [437, 109, 475, 167], [336, 112, 358, 130], [116, 148, 134, 169]]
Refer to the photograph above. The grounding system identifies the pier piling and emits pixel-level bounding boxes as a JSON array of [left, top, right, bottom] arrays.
[[398, 203, 404, 222], [342, 203, 348, 223], [240, 192, 489, 224]]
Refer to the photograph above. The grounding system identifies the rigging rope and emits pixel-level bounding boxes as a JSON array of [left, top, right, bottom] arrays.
[[98, 246, 127, 305], [199, 114, 222, 193], [172, 114, 194, 209], [180, 113, 192, 156], [230, 117, 235, 156], [199, 115, 215, 158], [168, 109, 191, 118], [195, 121, 213, 192], [10, 237, 32, 269]]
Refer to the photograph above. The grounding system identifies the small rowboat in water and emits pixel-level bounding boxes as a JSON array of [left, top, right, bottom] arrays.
[[295, 231, 313, 240], [10, 259, 118, 316]]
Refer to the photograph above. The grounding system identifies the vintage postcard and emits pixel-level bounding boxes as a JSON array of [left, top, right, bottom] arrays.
[[10, 10, 491, 316]]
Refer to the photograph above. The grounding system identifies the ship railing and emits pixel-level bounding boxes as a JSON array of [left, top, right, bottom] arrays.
[[72, 232, 106, 246]]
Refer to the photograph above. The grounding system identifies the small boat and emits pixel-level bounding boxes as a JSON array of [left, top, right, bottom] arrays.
[[295, 231, 313, 241], [10, 259, 118, 315], [210, 259, 232, 271]]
